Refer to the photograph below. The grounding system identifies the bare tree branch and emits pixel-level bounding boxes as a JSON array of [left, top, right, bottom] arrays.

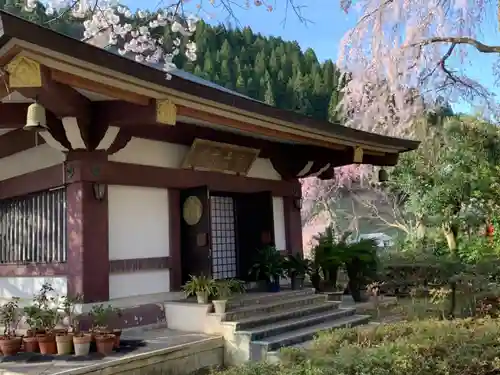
[[410, 37, 500, 54]]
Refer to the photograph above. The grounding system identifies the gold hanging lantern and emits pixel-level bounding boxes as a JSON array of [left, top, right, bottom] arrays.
[[24, 102, 48, 132]]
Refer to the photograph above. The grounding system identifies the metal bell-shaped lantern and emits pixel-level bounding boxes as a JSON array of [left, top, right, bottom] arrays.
[[24, 102, 48, 132]]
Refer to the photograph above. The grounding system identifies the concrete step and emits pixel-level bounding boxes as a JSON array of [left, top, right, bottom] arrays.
[[227, 301, 341, 331], [249, 313, 371, 361], [238, 307, 357, 341], [226, 288, 315, 310], [222, 294, 327, 322]]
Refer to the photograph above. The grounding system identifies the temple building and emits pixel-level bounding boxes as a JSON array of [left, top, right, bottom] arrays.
[[0, 11, 418, 326]]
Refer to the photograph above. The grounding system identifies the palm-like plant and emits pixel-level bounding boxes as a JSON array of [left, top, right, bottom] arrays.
[[311, 225, 379, 301], [311, 226, 349, 288], [248, 246, 284, 283]]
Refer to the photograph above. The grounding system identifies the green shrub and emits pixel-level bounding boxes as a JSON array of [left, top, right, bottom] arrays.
[[305, 318, 500, 374], [216, 318, 500, 375]]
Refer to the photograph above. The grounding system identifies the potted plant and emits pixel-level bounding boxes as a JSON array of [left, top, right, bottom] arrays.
[[67, 295, 91, 356], [73, 332, 92, 356], [60, 293, 83, 334], [37, 307, 60, 354], [311, 226, 345, 292], [0, 297, 22, 356], [248, 246, 285, 292], [55, 294, 82, 355], [182, 275, 216, 304], [212, 279, 245, 314], [344, 239, 379, 302], [284, 253, 311, 290], [326, 284, 345, 301], [89, 304, 122, 352], [23, 305, 42, 352], [94, 333, 115, 355], [33, 283, 60, 355]]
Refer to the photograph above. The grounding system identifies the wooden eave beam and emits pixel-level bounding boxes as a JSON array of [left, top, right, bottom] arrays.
[[93, 100, 401, 174], [0, 103, 32, 128], [15, 67, 91, 120], [94, 100, 402, 159], [0, 129, 46, 159], [94, 101, 343, 150], [50, 69, 151, 106]]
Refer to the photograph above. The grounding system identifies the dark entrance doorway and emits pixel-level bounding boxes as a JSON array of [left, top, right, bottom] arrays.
[[235, 191, 275, 281], [179, 188, 275, 283], [180, 186, 212, 284]]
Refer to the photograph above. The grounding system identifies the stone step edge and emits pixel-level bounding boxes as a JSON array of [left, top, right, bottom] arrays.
[[236, 307, 357, 338], [227, 288, 316, 308], [221, 302, 341, 329], [212, 294, 327, 319], [251, 314, 371, 350]]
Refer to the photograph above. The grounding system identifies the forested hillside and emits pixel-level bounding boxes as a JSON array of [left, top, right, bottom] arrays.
[[176, 21, 344, 121], [0, 2, 343, 121]]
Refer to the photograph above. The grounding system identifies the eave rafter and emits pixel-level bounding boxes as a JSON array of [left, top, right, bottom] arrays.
[[1, 54, 144, 154]]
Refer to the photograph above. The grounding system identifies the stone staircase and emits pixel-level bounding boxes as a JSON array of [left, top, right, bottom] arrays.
[[217, 288, 370, 364]]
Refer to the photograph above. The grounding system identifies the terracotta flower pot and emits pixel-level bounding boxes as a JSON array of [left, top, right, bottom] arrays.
[[23, 335, 39, 353], [95, 334, 115, 356], [112, 329, 122, 349], [73, 334, 91, 356], [37, 334, 57, 355], [55, 333, 73, 355], [0, 336, 22, 356], [27, 328, 45, 337]]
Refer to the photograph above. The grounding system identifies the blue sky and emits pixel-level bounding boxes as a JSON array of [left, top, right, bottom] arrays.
[[123, 0, 498, 115], [123, 0, 354, 61]]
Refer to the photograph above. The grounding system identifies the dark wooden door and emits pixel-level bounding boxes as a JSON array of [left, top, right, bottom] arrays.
[[180, 186, 212, 284], [235, 191, 275, 280]]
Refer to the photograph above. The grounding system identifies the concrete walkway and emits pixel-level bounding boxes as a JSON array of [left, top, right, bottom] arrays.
[[0, 329, 223, 375]]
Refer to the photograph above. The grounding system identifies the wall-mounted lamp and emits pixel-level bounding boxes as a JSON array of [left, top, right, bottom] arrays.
[[24, 101, 49, 132], [293, 197, 303, 210], [92, 183, 106, 201]]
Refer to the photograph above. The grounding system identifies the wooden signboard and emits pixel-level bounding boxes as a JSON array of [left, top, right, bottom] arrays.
[[182, 138, 260, 176]]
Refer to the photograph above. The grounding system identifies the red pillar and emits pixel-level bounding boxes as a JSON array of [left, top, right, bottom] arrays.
[[66, 158, 109, 303], [283, 195, 303, 257], [168, 189, 182, 291]]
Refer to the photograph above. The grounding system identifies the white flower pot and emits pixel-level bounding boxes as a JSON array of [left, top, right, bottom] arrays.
[[212, 300, 227, 314], [196, 291, 209, 304], [73, 334, 91, 356]]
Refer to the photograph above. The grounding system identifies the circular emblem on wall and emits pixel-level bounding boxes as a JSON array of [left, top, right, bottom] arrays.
[[183, 196, 203, 226]]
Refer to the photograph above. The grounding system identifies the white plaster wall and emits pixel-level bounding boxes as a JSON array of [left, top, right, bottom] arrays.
[[109, 270, 170, 300], [272, 197, 287, 251], [109, 137, 282, 180], [247, 158, 282, 180], [109, 138, 188, 168], [0, 144, 65, 181], [0, 276, 67, 305], [108, 185, 170, 260], [108, 185, 171, 299]]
